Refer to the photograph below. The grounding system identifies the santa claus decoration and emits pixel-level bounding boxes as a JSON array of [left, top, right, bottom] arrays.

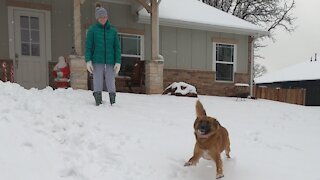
[[52, 56, 70, 88]]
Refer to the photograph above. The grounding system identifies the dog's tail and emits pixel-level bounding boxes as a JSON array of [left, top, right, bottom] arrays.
[[196, 100, 207, 117]]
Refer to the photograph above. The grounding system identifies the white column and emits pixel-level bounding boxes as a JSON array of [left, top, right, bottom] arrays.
[[151, 0, 159, 59], [73, 0, 82, 55]]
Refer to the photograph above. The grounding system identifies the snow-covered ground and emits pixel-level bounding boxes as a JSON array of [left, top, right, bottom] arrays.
[[1, 81, 320, 180]]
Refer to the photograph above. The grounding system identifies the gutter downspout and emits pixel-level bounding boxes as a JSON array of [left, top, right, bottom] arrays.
[[250, 34, 258, 97]]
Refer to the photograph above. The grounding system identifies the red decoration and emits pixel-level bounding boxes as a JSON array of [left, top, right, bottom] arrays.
[[1, 61, 14, 82], [52, 56, 70, 89]]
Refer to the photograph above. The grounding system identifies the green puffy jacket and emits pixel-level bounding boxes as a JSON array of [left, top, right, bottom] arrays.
[[85, 21, 121, 65]]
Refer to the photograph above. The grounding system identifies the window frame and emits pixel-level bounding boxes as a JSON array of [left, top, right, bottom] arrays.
[[20, 15, 41, 57], [118, 33, 144, 76], [119, 32, 144, 60], [212, 42, 237, 82]]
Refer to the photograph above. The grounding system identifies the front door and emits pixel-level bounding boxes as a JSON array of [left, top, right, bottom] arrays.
[[13, 9, 47, 89]]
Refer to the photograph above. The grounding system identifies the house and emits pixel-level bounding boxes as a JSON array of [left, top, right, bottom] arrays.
[[255, 58, 320, 106], [0, 0, 268, 96]]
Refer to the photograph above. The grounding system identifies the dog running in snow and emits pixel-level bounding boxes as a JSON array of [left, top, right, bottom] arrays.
[[184, 100, 231, 179]]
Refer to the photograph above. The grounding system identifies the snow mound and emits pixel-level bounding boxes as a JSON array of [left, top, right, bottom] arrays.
[[163, 82, 197, 97]]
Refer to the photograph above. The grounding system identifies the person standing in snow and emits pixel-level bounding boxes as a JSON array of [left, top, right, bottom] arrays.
[[85, 2, 121, 106]]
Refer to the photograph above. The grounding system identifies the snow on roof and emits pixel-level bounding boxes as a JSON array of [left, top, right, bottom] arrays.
[[255, 60, 320, 84], [137, 0, 269, 36]]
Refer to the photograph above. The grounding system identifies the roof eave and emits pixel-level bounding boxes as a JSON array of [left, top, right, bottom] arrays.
[[256, 78, 320, 84], [138, 14, 269, 37]]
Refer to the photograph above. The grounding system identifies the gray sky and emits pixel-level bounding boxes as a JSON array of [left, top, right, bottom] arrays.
[[257, 0, 320, 73]]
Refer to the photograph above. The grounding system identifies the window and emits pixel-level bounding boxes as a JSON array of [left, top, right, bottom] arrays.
[[20, 16, 40, 56], [119, 34, 144, 76], [215, 44, 235, 81]]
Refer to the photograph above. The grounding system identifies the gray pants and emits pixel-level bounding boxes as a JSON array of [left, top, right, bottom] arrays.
[[92, 64, 116, 93]]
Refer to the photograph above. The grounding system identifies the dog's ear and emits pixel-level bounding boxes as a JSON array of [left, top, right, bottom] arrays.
[[193, 119, 199, 129], [213, 118, 221, 130], [196, 100, 207, 117]]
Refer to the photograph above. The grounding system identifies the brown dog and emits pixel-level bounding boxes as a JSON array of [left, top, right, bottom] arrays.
[[184, 100, 231, 179]]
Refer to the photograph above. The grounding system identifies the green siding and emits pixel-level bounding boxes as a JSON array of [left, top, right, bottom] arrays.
[[191, 30, 207, 70], [177, 28, 192, 69], [235, 35, 249, 73], [158, 27, 249, 72], [161, 26, 177, 68], [51, 0, 73, 61], [0, 0, 9, 58]]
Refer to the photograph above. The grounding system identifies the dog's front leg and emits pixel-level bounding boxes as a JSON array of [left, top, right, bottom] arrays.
[[184, 145, 202, 166], [211, 152, 224, 179]]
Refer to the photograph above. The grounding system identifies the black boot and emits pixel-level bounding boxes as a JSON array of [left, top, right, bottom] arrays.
[[93, 91, 102, 106], [109, 92, 116, 105]]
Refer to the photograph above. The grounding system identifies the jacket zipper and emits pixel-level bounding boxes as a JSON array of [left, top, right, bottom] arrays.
[[104, 25, 106, 64]]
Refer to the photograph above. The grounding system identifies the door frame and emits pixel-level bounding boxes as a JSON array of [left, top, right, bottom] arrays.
[[8, 6, 52, 87]]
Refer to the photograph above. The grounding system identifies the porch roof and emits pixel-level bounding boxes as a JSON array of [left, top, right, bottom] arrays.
[[137, 0, 269, 37]]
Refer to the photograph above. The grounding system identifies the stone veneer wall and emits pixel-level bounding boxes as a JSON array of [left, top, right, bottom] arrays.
[[163, 69, 250, 97], [145, 60, 164, 94], [69, 55, 88, 90]]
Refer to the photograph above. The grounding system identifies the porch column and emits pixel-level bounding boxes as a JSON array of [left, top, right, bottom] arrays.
[[69, 0, 87, 90], [145, 0, 164, 94], [69, 55, 87, 90], [145, 59, 163, 94], [73, 0, 82, 55]]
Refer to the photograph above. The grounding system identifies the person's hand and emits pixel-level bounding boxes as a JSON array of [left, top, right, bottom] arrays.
[[86, 61, 93, 73], [114, 63, 121, 74]]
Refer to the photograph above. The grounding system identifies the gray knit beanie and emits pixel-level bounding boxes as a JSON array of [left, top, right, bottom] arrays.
[[95, 3, 107, 19]]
